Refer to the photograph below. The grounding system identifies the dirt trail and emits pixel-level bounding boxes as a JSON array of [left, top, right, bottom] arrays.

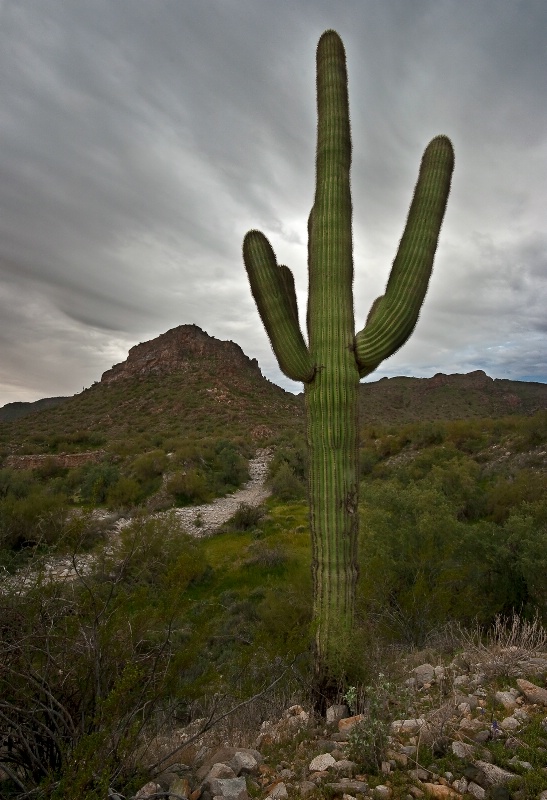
[[1, 449, 273, 592], [171, 447, 272, 537]]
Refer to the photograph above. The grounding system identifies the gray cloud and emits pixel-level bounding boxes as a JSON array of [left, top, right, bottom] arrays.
[[0, 0, 545, 405]]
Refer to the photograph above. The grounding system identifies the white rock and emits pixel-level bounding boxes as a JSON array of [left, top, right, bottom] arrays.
[[374, 784, 392, 799], [309, 753, 336, 772], [495, 691, 518, 711], [500, 716, 520, 731], [452, 777, 468, 794], [452, 741, 475, 759], [266, 782, 288, 800], [467, 782, 485, 799]]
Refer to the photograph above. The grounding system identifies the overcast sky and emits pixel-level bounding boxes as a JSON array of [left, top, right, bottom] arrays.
[[1, 0, 545, 406]]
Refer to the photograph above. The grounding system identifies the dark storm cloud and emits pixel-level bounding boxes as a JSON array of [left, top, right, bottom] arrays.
[[0, 0, 545, 404]]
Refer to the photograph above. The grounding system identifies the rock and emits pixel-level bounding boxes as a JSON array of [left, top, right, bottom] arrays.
[[472, 761, 516, 787], [309, 753, 336, 772], [452, 778, 468, 794], [516, 678, 547, 706], [538, 792, 547, 800], [391, 718, 426, 735], [338, 714, 365, 737], [327, 780, 369, 794], [169, 777, 191, 798], [228, 752, 259, 776], [327, 704, 350, 724], [265, 782, 288, 800], [452, 740, 475, 759], [135, 783, 163, 799], [408, 787, 424, 798], [495, 691, 519, 711], [490, 788, 513, 800], [500, 716, 520, 731], [422, 784, 459, 799], [331, 759, 356, 777], [208, 777, 248, 800], [414, 664, 436, 687], [298, 782, 316, 796], [467, 782, 486, 799], [409, 768, 430, 781], [459, 718, 486, 733], [374, 784, 392, 799], [204, 764, 237, 785]]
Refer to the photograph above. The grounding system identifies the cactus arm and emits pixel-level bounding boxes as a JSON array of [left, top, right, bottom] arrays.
[[243, 229, 315, 382], [355, 135, 454, 377]]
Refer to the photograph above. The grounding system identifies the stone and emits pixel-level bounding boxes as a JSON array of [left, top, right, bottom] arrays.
[[459, 718, 485, 732], [495, 691, 518, 711], [452, 778, 468, 794], [409, 768, 430, 781], [298, 782, 316, 796], [500, 716, 520, 731], [467, 782, 485, 799], [452, 740, 475, 759], [327, 780, 368, 794], [338, 714, 365, 737], [169, 777, 191, 798], [408, 788, 424, 798], [331, 760, 356, 777], [265, 782, 288, 800], [228, 752, 259, 775], [204, 764, 237, 785], [472, 761, 516, 787], [422, 784, 459, 799], [135, 783, 163, 799], [374, 784, 392, 799], [538, 792, 547, 800], [309, 753, 336, 772], [208, 777, 248, 800], [413, 664, 436, 686], [327, 704, 350, 724], [516, 678, 547, 706], [391, 718, 426, 735]]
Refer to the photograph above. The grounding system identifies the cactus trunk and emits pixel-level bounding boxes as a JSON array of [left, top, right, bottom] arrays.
[[242, 30, 454, 694]]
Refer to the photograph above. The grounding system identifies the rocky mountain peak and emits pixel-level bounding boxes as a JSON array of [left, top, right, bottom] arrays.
[[100, 324, 263, 384]]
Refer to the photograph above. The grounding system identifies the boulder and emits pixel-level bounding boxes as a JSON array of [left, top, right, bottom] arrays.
[[516, 678, 547, 706]]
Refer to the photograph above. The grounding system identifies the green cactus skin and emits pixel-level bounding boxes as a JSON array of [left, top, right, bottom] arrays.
[[243, 30, 454, 688]]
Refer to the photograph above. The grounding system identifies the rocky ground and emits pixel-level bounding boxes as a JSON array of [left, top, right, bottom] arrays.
[[123, 645, 547, 800]]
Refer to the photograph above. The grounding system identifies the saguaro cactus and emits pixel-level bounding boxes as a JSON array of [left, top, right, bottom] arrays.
[[243, 30, 454, 689]]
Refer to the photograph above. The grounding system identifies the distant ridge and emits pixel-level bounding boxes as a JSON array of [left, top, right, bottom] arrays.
[[358, 369, 547, 424], [0, 396, 69, 423]]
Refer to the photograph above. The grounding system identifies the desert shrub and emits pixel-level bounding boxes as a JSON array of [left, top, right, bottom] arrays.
[[0, 490, 70, 550], [227, 502, 266, 531], [166, 467, 211, 505], [209, 440, 248, 491], [269, 461, 306, 500], [0, 515, 208, 798], [485, 469, 547, 524], [106, 476, 142, 509], [131, 449, 168, 482], [79, 463, 119, 505]]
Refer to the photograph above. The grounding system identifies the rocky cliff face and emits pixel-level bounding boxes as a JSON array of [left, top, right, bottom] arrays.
[[100, 325, 263, 384]]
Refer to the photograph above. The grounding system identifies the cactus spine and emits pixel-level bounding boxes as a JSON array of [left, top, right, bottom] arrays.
[[243, 30, 454, 688]]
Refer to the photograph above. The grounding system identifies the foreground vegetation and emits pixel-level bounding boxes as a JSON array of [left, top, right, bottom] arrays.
[[0, 412, 546, 796]]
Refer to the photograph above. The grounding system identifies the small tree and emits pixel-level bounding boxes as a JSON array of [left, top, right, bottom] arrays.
[[242, 30, 454, 700]]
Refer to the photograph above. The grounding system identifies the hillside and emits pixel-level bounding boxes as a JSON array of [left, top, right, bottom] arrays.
[[359, 370, 547, 425], [1, 325, 546, 458], [0, 325, 303, 456]]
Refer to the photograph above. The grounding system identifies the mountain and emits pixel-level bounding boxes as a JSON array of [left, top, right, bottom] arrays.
[[0, 325, 303, 456], [1, 325, 546, 458], [358, 369, 547, 425], [0, 396, 69, 423]]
